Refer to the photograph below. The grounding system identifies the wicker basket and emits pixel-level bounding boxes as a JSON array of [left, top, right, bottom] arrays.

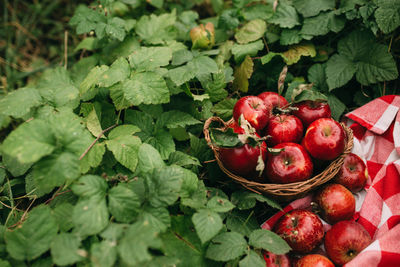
[[203, 116, 354, 201]]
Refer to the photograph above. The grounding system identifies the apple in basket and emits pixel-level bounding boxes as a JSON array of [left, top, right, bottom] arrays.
[[302, 118, 346, 161], [264, 114, 304, 147], [273, 209, 324, 254], [324, 220, 372, 265], [295, 254, 334, 267], [264, 251, 291, 267], [233, 95, 272, 131], [313, 183, 355, 224], [218, 121, 267, 178], [258, 91, 289, 116], [292, 100, 331, 128], [334, 152, 368, 193], [265, 143, 313, 184]]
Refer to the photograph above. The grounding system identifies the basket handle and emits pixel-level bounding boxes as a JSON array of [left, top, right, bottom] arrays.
[[203, 116, 233, 150]]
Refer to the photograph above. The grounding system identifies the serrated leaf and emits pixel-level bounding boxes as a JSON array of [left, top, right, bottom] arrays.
[[292, 0, 335, 17], [293, 89, 328, 103], [235, 19, 267, 44], [268, 3, 300, 28], [90, 241, 117, 267], [172, 49, 193, 66], [280, 28, 302, 45], [108, 183, 140, 223], [37, 67, 79, 108], [33, 152, 80, 194], [243, 4, 274, 21], [206, 232, 247, 261], [282, 43, 316, 65], [168, 151, 201, 167], [137, 143, 165, 175], [85, 107, 103, 138], [375, 0, 400, 34], [129, 46, 172, 71], [50, 233, 85, 266], [328, 94, 346, 121], [168, 64, 196, 86], [106, 17, 126, 41], [0, 87, 42, 118], [80, 142, 106, 174], [1, 119, 54, 164], [72, 197, 109, 237], [52, 202, 74, 232], [145, 165, 183, 207], [118, 221, 162, 265], [202, 70, 228, 102], [181, 180, 208, 209], [135, 11, 176, 45], [307, 63, 329, 92], [260, 52, 285, 64], [301, 11, 346, 36], [189, 56, 219, 77], [71, 175, 108, 199], [231, 191, 281, 210], [106, 135, 141, 172], [97, 57, 130, 87], [239, 250, 265, 267], [108, 125, 141, 139], [233, 55, 254, 92], [211, 98, 237, 120], [5, 205, 58, 261], [231, 40, 264, 63], [326, 54, 357, 90], [226, 210, 260, 237], [207, 196, 235, 213], [144, 128, 175, 160], [109, 72, 170, 110], [158, 110, 201, 129], [69, 5, 106, 34], [138, 206, 171, 232], [192, 210, 223, 244], [249, 229, 291, 254], [79, 65, 109, 101]]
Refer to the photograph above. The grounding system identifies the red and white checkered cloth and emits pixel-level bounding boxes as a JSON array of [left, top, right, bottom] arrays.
[[261, 95, 400, 267]]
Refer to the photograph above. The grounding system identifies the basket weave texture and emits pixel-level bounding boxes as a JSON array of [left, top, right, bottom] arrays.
[[203, 116, 354, 201]]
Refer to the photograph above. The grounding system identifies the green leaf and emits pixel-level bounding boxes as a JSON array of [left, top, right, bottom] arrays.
[[33, 152, 80, 194], [158, 110, 201, 129], [260, 52, 285, 64], [292, 0, 335, 17], [328, 94, 346, 121], [239, 250, 265, 267], [137, 143, 165, 175], [2, 119, 54, 164], [293, 89, 328, 103], [172, 49, 193, 66], [168, 64, 196, 86], [106, 135, 142, 172], [233, 55, 254, 92], [231, 40, 264, 63], [211, 98, 237, 120], [108, 183, 141, 223], [5, 205, 58, 261], [189, 56, 219, 77], [192, 210, 223, 244], [207, 196, 235, 213], [280, 28, 302, 45], [210, 128, 242, 148], [168, 151, 201, 167], [308, 63, 329, 92], [109, 72, 170, 110], [79, 65, 109, 101], [129, 46, 173, 71], [242, 4, 274, 21], [249, 229, 291, 254], [282, 43, 316, 65], [97, 57, 130, 87], [52, 203, 74, 232], [84, 105, 103, 138], [118, 221, 162, 265], [80, 142, 106, 174], [268, 3, 300, 28], [326, 54, 357, 90], [144, 128, 175, 160], [105, 17, 126, 41], [374, 0, 400, 34], [50, 233, 85, 266], [235, 19, 267, 44], [71, 175, 108, 199], [69, 5, 106, 34], [231, 191, 281, 210], [202, 70, 228, 102], [135, 11, 177, 45], [90, 241, 117, 267], [72, 197, 109, 237], [138, 206, 171, 232], [206, 232, 247, 261], [0, 87, 42, 118], [226, 210, 260, 237], [108, 125, 141, 139], [37, 67, 79, 108], [301, 12, 346, 36]]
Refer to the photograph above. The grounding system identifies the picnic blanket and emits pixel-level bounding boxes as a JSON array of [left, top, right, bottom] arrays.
[[261, 95, 400, 267]]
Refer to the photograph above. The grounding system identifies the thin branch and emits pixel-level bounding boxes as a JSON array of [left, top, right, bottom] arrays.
[[0, 199, 23, 211], [44, 189, 71, 205], [79, 124, 118, 160], [64, 31, 68, 69]]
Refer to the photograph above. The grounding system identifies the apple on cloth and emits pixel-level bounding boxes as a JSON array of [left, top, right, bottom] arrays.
[[261, 95, 400, 266]]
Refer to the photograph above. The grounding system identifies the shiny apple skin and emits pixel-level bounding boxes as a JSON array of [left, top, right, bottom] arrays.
[[258, 92, 289, 116], [303, 118, 345, 161], [295, 254, 334, 267], [265, 114, 304, 146], [334, 153, 368, 192], [218, 122, 267, 178], [266, 143, 313, 184], [263, 251, 291, 267], [292, 101, 331, 128], [324, 220, 372, 266], [274, 209, 324, 254], [233, 96, 271, 131], [314, 183, 355, 224]]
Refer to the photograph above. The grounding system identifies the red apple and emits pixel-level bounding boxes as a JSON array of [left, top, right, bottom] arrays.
[[324, 220, 372, 265], [273, 209, 324, 253], [295, 254, 334, 267], [302, 118, 345, 161], [233, 96, 271, 131], [265, 143, 313, 184], [264, 114, 304, 146], [258, 92, 289, 116], [292, 101, 331, 128], [218, 122, 267, 178], [263, 251, 291, 267], [334, 153, 368, 192], [314, 183, 355, 224]]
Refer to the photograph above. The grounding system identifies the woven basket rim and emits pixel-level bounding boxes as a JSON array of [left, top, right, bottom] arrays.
[[203, 116, 354, 200]]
